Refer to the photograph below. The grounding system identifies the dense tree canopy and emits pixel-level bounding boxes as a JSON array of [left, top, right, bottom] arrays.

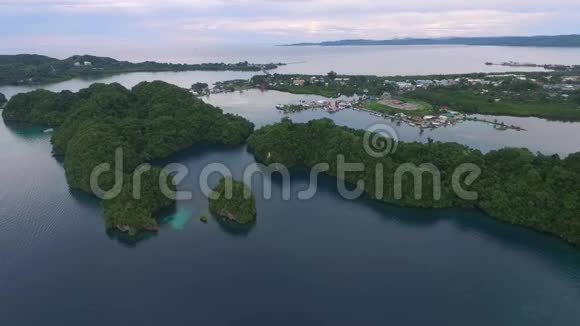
[[191, 82, 209, 95], [103, 168, 175, 235], [327, 71, 338, 80], [408, 87, 580, 121], [247, 118, 580, 246], [209, 177, 257, 225], [2, 89, 80, 126], [573, 90, 580, 105], [3, 81, 254, 235], [252, 74, 398, 97], [0, 54, 281, 86]]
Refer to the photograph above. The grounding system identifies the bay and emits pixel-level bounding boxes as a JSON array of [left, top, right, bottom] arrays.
[[1, 45, 580, 325]]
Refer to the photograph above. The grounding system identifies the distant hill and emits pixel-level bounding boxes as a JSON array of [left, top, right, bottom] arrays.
[[0, 54, 282, 86], [285, 35, 580, 47]]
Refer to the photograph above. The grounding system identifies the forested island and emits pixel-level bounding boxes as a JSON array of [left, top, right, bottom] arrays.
[[209, 177, 257, 225], [0, 54, 282, 86], [247, 118, 580, 246], [2, 77, 579, 244], [2, 81, 254, 235], [286, 34, 580, 47]]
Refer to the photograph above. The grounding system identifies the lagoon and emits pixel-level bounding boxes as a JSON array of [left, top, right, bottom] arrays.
[[1, 116, 580, 325], [2, 77, 580, 156], [203, 89, 580, 156], [2, 44, 580, 156], [1, 45, 580, 325]]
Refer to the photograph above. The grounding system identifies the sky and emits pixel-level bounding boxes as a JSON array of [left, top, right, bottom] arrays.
[[1, 0, 579, 54]]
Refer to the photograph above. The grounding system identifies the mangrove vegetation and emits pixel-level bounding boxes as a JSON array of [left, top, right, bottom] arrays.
[[0, 54, 282, 86], [2, 81, 254, 234], [247, 118, 580, 246], [209, 177, 257, 225]]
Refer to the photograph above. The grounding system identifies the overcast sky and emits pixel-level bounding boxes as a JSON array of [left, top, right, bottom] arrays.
[[1, 0, 579, 52]]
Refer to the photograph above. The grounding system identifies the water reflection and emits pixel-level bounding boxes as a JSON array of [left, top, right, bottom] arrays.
[[68, 188, 100, 210], [1, 117, 580, 324], [213, 216, 256, 238], [104, 204, 183, 247], [1, 47, 580, 324], [263, 159, 580, 255], [105, 229, 159, 248], [204, 89, 580, 156], [0, 70, 259, 98]]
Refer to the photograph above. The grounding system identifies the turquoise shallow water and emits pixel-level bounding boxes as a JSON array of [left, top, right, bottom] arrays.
[[1, 44, 580, 324], [0, 113, 580, 325]]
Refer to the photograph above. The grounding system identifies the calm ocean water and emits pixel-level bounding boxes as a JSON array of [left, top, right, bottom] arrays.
[[1, 46, 580, 325], [26, 44, 580, 75]]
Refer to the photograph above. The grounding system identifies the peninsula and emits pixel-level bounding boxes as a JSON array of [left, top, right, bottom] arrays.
[[249, 71, 580, 121], [0, 54, 283, 86], [2, 81, 254, 235], [248, 118, 580, 246], [2, 79, 579, 246], [286, 34, 580, 47]]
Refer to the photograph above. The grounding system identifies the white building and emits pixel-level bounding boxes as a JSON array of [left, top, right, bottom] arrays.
[[396, 82, 415, 91], [416, 80, 433, 88]]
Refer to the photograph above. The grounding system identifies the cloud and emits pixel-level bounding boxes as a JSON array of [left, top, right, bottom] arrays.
[[263, 0, 580, 14], [2, 0, 580, 14], [179, 10, 553, 39], [0, 0, 222, 12], [0, 0, 578, 47]]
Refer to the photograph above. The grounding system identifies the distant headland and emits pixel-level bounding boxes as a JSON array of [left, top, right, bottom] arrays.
[[0, 54, 283, 86], [284, 34, 580, 47]]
